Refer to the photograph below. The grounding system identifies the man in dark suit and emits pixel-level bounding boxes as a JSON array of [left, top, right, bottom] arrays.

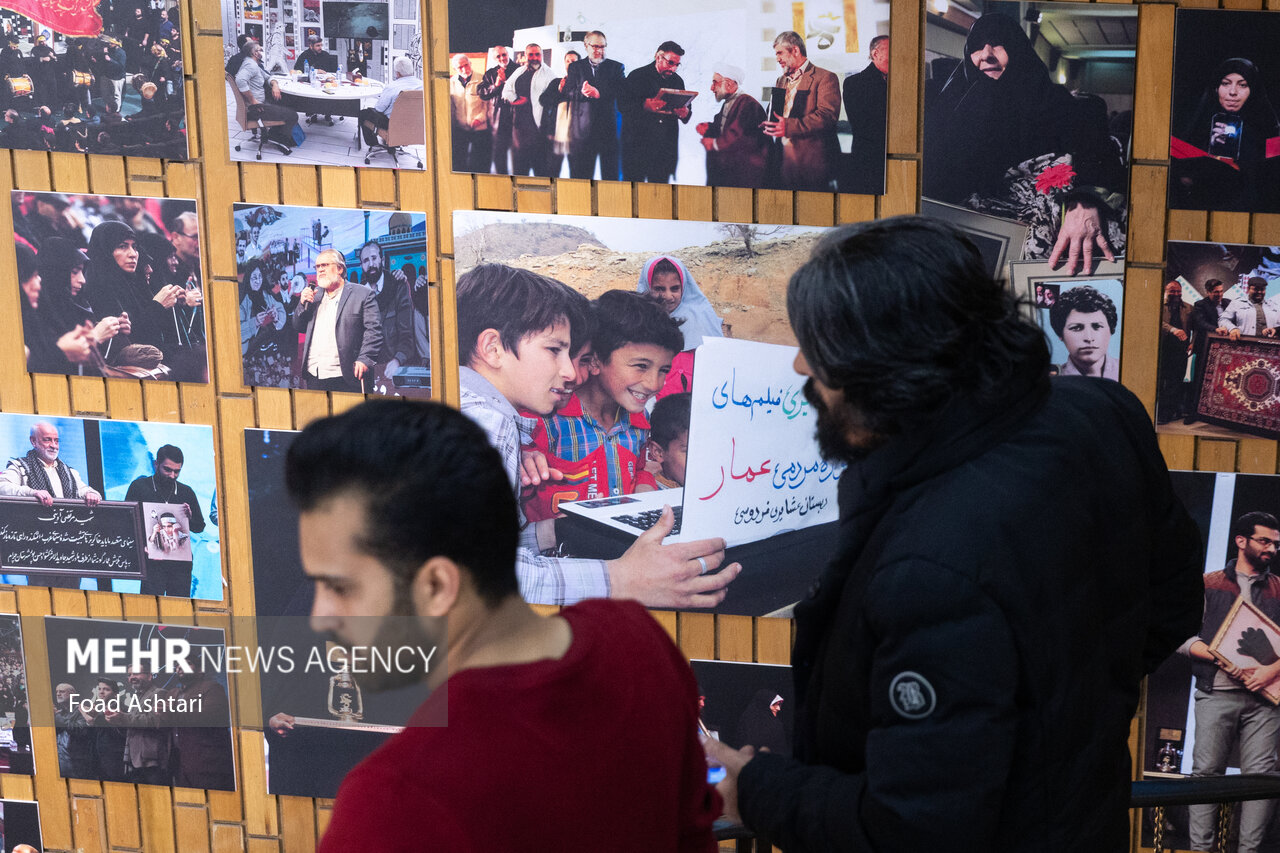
[[478, 45, 519, 174], [293, 248, 383, 393], [841, 34, 888, 195], [621, 41, 691, 183], [1184, 278, 1230, 425], [763, 30, 841, 192], [697, 64, 766, 188], [559, 30, 625, 181], [1157, 280, 1194, 424]]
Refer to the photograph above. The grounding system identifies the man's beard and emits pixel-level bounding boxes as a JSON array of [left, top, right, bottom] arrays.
[[323, 594, 440, 693], [803, 379, 873, 465]]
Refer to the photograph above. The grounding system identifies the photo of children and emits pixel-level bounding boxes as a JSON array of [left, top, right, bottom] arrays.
[[11, 191, 206, 383], [923, 1, 1134, 270], [40, 617, 234, 791], [1155, 240, 1280, 438], [1168, 9, 1280, 215], [1142, 472, 1280, 853], [0, 412, 220, 600], [0, 3, 188, 158], [233, 203, 430, 396], [447, 0, 889, 192], [453, 211, 838, 615], [222, 0, 424, 168]]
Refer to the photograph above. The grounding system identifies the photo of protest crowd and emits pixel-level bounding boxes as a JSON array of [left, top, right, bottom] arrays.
[[1156, 241, 1280, 441], [233, 204, 430, 395], [448, 0, 889, 192], [923, 1, 1135, 269], [453, 211, 838, 615], [1168, 9, 1280, 215], [222, 0, 425, 168], [12, 191, 206, 383], [42, 618, 234, 791], [0, 2, 187, 157], [0, 616, 33, 778], [0, 412, 221, 600]]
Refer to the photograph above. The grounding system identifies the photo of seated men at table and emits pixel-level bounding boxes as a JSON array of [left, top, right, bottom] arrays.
[[1156, 241, 1280, 441], [233, 203, 430, 396], [42, 617, 234, 791], [222, 0, 424, 168], [453, 210, 840, 615], [447, 0, 889, 192], [0, 412, 221, 600], [0, 4, 188, 158], [923, 1, 1134, 271], [11, 191, 206, 383]]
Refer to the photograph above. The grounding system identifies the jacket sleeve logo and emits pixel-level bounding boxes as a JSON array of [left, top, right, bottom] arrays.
[[888, 671, 936, 719]]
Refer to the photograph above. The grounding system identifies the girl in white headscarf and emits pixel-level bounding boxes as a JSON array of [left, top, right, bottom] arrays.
[[637, 255, 723, 350]]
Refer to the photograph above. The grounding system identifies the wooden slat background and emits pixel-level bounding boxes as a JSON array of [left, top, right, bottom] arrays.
[[0, 0, 1270, 848]]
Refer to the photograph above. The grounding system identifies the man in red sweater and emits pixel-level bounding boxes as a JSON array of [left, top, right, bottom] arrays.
[[285, 399, 720, 851]]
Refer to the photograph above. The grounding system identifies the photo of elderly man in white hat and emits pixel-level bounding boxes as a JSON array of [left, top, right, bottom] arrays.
[[696, 63, 767, 188]]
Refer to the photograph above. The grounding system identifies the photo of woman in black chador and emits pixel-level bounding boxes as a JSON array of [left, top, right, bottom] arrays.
[[923, 12, 1128, 266], [1171, 57, 1280, 213]]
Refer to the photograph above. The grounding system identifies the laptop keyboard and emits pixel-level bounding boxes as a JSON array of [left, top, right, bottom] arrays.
[[612, 505, 682, 535]]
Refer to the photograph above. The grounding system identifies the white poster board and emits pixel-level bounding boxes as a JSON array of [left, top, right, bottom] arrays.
[[680, 339, 842, 546]]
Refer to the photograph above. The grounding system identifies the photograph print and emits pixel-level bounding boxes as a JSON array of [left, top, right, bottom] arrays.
[[1168, 9, 1280, 215], [447, 0, 889, 192], [0, 411, 221, 600], [233, 203, 430, 396], [1142, 471, 1280, 853], [221, 0, 425, 168], [1156, 240, 1280, 440], [454, 211, 841, 616], [0, 800, 43, 851], [12, 191, 206, 384], [689, 660, 792, 757], [0, 1, 188, 157], [0, 616, 33, 778], [41, 616, 235, 791], [1010, 259, 1124, 382], [245, 428, 431, 798], [923, 1, 1135, 269]]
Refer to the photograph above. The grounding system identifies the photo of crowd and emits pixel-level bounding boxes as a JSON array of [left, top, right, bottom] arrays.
[[0, 412, 221, 600], [0, 616, 32, 778], [222, 0, 425, 168], [448, 0, 889, 192], [245, 428, 433, 798], [12, 192, 206, 383], [453, 211, 838, 614], [42, 617, 234, 791], [0, 2, 187, 158], [233, 204, 430, 395], [1156, 241, 1280, 440], [1142, 472, 1280, 853], [1168, 9, 1280, 215], [923, 1, 1135, 269]]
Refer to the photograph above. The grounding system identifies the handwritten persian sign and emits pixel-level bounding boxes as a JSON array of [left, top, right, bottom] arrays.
[[681, 339, 842, 546], [0, 498, 146, 580]]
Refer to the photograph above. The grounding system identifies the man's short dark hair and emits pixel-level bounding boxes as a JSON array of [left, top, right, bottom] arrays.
[[1233, 511, 1280, 540], [591, 290, 683, 363], [787, 216, 1049, 437], [657, 41, 684, 57], [1203, 278, 1224, 293], [456, 264, 589, 364], [869, 35, 889, 52], [359, 239, 383, 259], [286, 400, 519, 606], [649, 392, 691, 447], [156, 445, 183, 465], [1048, 285, 1117, 338], [95, 677, 117, 692]]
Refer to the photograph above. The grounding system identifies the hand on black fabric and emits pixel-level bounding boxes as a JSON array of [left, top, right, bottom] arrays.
[[1238, 627, 1279, 665]]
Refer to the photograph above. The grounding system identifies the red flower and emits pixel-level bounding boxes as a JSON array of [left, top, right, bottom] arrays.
[[1035, 163, 1076, 194]]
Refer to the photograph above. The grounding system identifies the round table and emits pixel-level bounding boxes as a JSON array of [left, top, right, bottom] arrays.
[[271, 75, 385, 148]]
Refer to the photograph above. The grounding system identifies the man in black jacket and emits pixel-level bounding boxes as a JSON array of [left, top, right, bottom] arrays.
[[705, 216, 1203, 852], [1183, 278, 1229, 425]]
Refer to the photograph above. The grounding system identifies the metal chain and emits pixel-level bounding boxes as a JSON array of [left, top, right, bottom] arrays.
[[1152, 805, 1166, 853], [1214, 802, 1234, 853]]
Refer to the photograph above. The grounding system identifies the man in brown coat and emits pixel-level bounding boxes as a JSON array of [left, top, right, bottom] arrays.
[[763, 31, 841, 191]]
